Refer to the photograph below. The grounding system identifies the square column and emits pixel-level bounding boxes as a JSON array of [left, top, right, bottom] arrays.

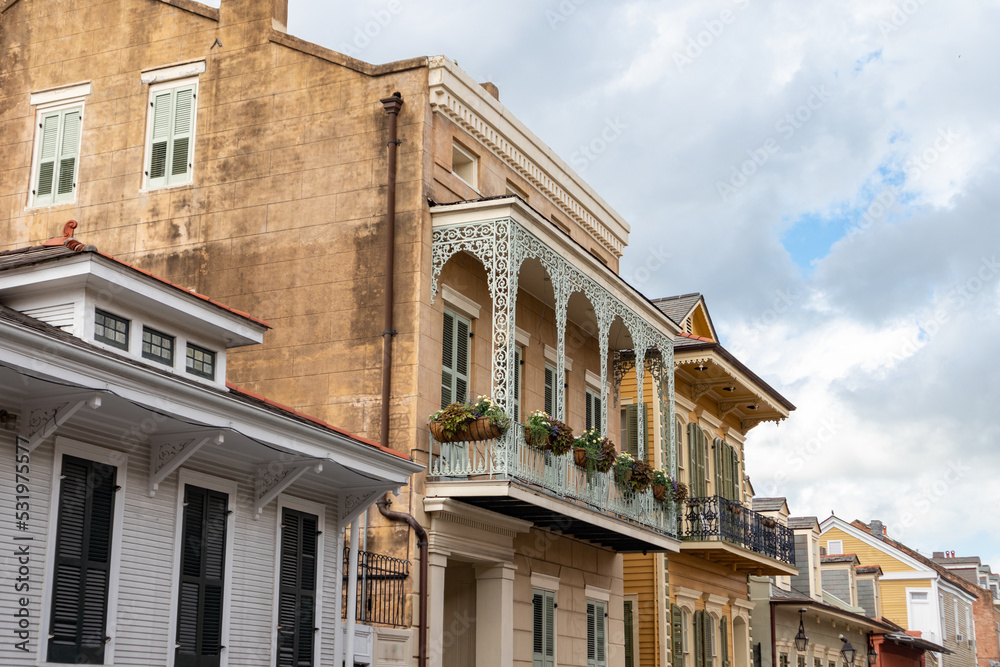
[[428, 551, 449, 667], [475, 562, 517, 667]]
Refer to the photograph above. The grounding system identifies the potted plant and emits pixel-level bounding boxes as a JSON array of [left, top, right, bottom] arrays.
[[630, 459, 654, 494], [671, 481, 688, 504], [572, 429, 617, 472], [524, 411, 574, 455], [613, 452, 635, 487], [428, 396, 511, 443], [651, 467, 670, 501], [761, 516, 777, 529]]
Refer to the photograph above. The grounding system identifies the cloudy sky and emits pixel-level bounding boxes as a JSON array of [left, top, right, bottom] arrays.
[[283, 0, 1000, 571]]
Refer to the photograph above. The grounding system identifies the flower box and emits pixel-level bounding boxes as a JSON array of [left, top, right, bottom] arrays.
[[429, 417, 502, 443]]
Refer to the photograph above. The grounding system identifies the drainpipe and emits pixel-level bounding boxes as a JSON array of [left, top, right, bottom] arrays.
[[379, 92, 403, 451], [376, 495, 427, 667], [770, 600, 777, 667]]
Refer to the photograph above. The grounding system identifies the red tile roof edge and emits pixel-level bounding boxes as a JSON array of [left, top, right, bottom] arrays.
[[94, 252, 271, 328], [676, 331, 715, 342], [225, 381, 410, 461]]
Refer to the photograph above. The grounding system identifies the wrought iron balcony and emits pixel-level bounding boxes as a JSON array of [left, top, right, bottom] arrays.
[[678, 495, 796, 565], [343, 550, 410, 627], [427, 424, 678, 551]]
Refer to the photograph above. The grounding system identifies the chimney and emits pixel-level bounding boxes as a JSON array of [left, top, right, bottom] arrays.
[[480, 82, 500, 101], [870, 520, 884, 538], [933, 552, 945, 559]]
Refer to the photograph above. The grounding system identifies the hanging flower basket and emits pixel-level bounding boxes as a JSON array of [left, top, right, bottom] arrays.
[[523, 411, 574, 455], [652, 484, 667, 501], [573, 447, 589, 468], [429, 417, 502, 443]]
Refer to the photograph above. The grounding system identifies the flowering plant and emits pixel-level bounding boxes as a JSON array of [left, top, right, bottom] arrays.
[[613, 452, 654, 493], [524, 410, 574, 455], [652, 468, 687, 503], [428, 395, 510, 441], [573, 428, 617, 473]]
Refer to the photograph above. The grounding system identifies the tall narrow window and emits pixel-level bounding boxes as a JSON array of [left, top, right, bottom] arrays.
[[176, 485, 228, 667], [145, 82, 197, 189], [532, 589, 555, 667], [544, 364, 555, 415], [587, 600, 607, 667], [671, 604, 685, 667], [441, 309, 470, 407], [624, 600, 636, 667], [675, 417, 684, 469], [720, 617, 730, 667], [687, 424, 708, 497], [277, 508, 318, 667], [585, 387, 601, 432], [622, 404, 650, 460], [31, 106, 82, 206], [513, 346, 523, 422], [47, 455, 117, 664]]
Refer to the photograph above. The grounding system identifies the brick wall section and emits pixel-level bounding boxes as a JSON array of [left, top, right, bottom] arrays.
[[972, 592, 1000, 667]]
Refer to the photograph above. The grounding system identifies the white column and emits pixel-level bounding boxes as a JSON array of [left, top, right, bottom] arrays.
[[428, 550, 449, 667], [345, 520, 360, 667], [475, 563, 517, 667], [332, 523, 346, 667], [636, 347, 646, 461]]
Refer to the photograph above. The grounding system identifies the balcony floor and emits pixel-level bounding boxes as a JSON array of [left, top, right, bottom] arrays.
[[678, 540, 799, 576], [426, 479, 681, 553]]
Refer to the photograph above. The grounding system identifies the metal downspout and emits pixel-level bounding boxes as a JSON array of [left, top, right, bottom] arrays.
[[379, 91, 403, 450], [376, 495, 428, 667]]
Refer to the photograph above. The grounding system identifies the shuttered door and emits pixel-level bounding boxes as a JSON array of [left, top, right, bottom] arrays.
[[277, 508, 318, 667], [176, 485, 228, 667], [694, 611, 704, 667], [703, 611, 714, 667], [671, 604, 684, 667], [720, 617, 730, 667], [147, 85, 196, 188], [544, 365, 555, 415], [440, 310, 470, 408], [513, 347, 521, 422], [532, 590, 555, 667], [624, 404, 639, 457], [687, 423, 700, 496], [713, 438, 723, 498], [642, 403, 650, 462], [587, 601, 606, 667], [34, 108, 81, 206], [48, 455, 116, 664], [730, 448, 740, 499], [624, 600, 635, 667]]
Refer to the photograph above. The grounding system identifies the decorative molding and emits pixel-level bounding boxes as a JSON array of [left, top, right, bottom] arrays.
[[514, 326, 531, 347], [255, 459, 324, 518], [585, 585, 611, 603], [140, 58, 206, 84], [30, 81, 92, 107], [585, 369, 601, 391], [530, 572, 561, 592], [544, 344, 572, 371], [148, 430, 225, 496], [19, 393, 102, 452], [423, 497, 531, 538], [440, 284, 482, 321]]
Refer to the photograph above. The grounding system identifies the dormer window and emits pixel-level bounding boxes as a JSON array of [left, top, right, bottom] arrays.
[[94, 309, 130, 349], [142, 326, 174, 365], [186, 343, 215, 379]]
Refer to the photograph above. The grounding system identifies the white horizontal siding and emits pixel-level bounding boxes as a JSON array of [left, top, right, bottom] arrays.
[[22, 302, 75, 330], [0, 421, 350, 667]]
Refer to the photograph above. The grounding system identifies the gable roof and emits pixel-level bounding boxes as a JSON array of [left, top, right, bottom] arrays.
[[822, 554, 861, 564], [752, 497, 789, 513], [788, 516, 820, 530], [652, 293, 704, 326]]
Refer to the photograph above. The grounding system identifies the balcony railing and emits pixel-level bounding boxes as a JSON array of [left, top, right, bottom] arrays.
[[678, 495, 795, 564], [428, 423, 677, 539], [342, 550, 410, 627]]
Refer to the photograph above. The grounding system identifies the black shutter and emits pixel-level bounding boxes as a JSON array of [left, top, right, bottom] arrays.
[[277, 508, 318, 667], [176, 485, 229, 667], [48, 455, 117, 664]]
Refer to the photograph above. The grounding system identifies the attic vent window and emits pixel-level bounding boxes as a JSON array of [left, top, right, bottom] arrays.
[[185, 343, 215, 379], [142, 326, 174, 366], [452, 141, 478, 189], [94, 309, 130, 350]]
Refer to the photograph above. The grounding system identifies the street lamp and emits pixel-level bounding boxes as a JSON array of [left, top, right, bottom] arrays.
[[794, 609, 809, 652], [839, 635, 857, 666], [866, 633, 877, 666]]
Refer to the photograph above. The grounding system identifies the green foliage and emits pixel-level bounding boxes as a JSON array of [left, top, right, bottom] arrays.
[[574, 429, 616, 473], [524, 411, 574, 455], [428, 395, 510, 440]]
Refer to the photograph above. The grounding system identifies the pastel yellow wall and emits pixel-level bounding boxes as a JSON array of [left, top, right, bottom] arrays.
[[624, 554, 660, 667]]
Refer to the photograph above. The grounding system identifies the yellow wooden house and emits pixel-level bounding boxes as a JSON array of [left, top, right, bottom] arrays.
[[617, 294, 798, 667]]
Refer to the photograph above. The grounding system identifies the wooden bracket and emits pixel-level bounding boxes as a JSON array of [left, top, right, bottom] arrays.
[[19, 392, 102, 452], [149, 430, 225, 496], [254, 459, 324, 519]]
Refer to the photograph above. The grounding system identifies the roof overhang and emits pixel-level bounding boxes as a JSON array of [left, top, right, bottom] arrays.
[[772, 599, 897, 634], [678, 540, 799, 576]]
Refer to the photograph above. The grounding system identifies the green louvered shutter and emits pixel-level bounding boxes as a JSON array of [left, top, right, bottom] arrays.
[[47, 455, 116, 664], [643, 403, 651, 462], [624, 600, 634, 667], [532, 590, 555, 667], [147, 85, 196, 188], [625, 404, 639, 457], [586, 389, 602, 432], [672, 604, 684, 667], [713, 438, 723, 498], [694, 611, 704, 667], [34, 108, 81, 206], [704, 611, 714, 667], [441, 310, 470, 408], [587, 601, 606, 667], [731, 447, 740, 499], [544, 365, 554, 415], [441, 311, 455, 408], [513, 347, 521, 422], [676, 417, 684, 469], [721, 617, 730, 667]]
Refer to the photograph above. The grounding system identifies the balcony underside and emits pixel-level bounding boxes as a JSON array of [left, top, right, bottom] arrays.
[[426, 480, 681, 553], [678, 541, 799, 576]]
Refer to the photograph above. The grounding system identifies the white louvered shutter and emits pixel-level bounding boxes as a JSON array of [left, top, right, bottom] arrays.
[[34, 108, 81, 206]]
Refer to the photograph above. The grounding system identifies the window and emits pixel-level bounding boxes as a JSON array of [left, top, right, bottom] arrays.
[[532, 589, 555, 667], [797, 657, 805, 667], [814, 659, 822, 667], [142, 326, 175, 365], [714, 439, 740, 500], [624, 599, 637, 667], [826, 540, 843, 555], [693, 610, 714, 667], [622, 404, 650, 459], [687, 423, 708, 497], [544, 364, 555, 415], [145, 81, 197, 189], [779, 655, 788, 667], [671, 605, 685, 667], [30, 106, 82, 206], [47, 455, 118, 664], [585, 387, 601, 432], [720, 617, 730, 667], [676, 417, 684, 469], [94, 309, 130, 350], [186, 343, 216, 379], [441, 309, 470, 407], [277, 507, 319, 667], [513, 346, 523, 422], [587, 600, 607, 667], [176, 484, 229, 667], [452, 141, 478, 188]]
